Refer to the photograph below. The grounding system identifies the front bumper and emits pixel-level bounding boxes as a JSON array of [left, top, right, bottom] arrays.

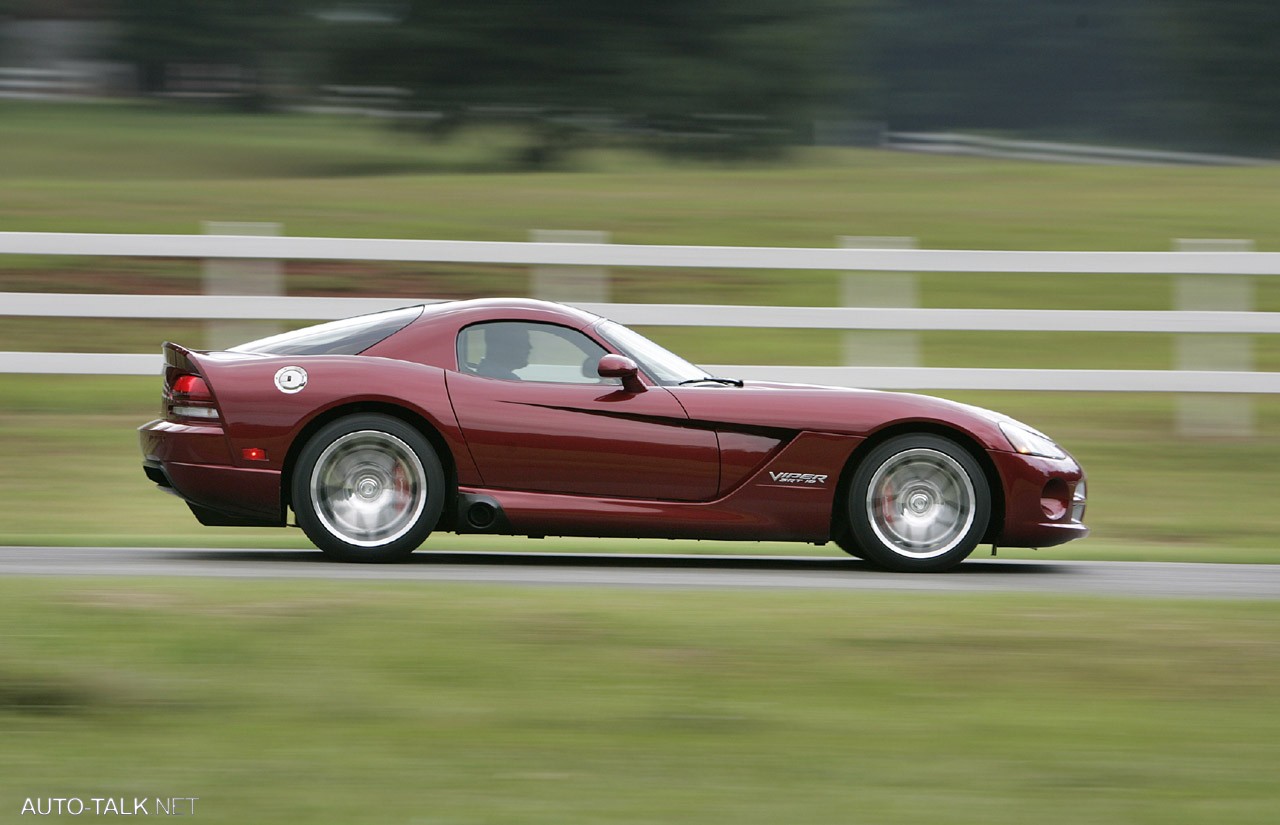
[[990, 450, 1089, 549]]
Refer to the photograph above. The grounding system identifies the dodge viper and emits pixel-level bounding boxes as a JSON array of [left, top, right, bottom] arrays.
[[139, 298, 1087, 572]]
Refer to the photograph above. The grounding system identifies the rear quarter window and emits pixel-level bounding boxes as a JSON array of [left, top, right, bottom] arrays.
[[231, 306, 423, 356]]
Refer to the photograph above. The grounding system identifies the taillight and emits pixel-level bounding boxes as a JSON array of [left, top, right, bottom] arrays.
[[172, 374, 212, 401], [169, 372, 219, 421]]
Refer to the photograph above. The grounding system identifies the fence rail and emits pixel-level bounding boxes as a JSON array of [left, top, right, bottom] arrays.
[[4, 231, 1280, 274], [884, 131, 1278, 168], [4, 292, 1280, 334], [1, 231, 1277, 394]]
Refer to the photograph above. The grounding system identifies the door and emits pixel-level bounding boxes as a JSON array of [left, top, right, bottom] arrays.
[[447, 321, 719, 501]]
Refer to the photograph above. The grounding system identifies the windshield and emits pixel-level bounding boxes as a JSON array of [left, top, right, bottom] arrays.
[[595, 320, 708, 385], [231, 306, 422, 356]]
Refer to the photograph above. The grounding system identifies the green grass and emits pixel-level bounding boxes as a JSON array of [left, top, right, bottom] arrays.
[[4, 101, 1280, 247], [2, 101, 1280, 556], [4, 102, 1279, 825], [2, 578, 1278, 824]]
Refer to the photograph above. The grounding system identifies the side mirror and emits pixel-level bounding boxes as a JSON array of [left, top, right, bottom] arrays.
[[597, 354, 646, 394]]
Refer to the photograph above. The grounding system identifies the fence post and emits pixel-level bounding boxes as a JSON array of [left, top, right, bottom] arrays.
[[1174, 238, 1255, 437], [839, 236, 920, 367], [202, 221, 283, 350], [529, 229, 610, 303]]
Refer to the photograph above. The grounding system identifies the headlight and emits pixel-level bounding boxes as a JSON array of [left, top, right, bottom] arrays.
[[999, 421, 1067, 460]]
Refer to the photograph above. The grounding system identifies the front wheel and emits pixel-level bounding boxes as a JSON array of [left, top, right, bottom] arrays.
[[292, 414, 446, 562], [839, 434, 990, 573]]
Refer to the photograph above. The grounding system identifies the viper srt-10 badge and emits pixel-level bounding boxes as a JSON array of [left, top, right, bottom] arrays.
[[768, 471, 829, 485]]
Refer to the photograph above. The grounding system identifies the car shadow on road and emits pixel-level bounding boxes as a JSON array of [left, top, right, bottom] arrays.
[[178, 548, 1065, 575]]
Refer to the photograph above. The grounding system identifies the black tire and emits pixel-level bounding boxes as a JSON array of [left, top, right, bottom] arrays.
[[292, 413, 446, 562], [838, 434, 990, 573]]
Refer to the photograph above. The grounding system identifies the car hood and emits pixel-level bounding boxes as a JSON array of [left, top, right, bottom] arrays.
[[669, 380, 1017, 451]]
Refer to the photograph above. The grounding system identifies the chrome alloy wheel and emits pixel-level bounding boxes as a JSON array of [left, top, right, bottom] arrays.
[[309, 430, 428, 547], [865, 447, 976, 560]]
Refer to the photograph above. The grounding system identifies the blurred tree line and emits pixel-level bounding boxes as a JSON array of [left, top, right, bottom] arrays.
[[858, 0, 1280, 155], [5, 0, 1277, 158], [308, 0, 857, 161]]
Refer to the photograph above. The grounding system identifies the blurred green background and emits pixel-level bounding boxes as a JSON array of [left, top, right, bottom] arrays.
[[2, 101, 1278, 559], [4, 3, 1280, 820]]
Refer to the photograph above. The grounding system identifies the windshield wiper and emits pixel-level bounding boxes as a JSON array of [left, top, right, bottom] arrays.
[[679, 376, 744, 387]]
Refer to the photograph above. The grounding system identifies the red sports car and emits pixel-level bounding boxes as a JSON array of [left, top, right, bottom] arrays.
[[139, 298, 1087, 572]]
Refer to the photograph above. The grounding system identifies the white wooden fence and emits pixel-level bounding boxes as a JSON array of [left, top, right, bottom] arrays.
[[884, 132, 1278, 167], [1, 231, 1278, 395]]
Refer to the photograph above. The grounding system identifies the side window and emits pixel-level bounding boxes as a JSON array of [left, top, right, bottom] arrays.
[[457, 322, 616, 384]]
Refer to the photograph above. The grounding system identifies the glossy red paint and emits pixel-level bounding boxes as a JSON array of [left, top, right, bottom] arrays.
[[463, 432, 859, 542], [989, 451, 1088, 548], [670, 382, 1010, 452], [164, 461, 281, 523], [139, 297, 1089, 565], [139, 419, 233, 466], [446, 370, 719, 500], [140, 344, 479, 523], [716, 430, 787, 495]]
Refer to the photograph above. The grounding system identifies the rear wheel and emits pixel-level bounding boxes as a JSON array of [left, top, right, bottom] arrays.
[[839, 434, 989, 573], [292, 414, 445, 562]]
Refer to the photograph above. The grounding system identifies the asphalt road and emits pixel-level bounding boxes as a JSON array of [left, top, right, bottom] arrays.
[[2, 546, 1279, 599]]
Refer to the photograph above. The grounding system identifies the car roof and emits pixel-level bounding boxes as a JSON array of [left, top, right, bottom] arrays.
[[416, 297, 604, 328], [363, 297, 608, 367]]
